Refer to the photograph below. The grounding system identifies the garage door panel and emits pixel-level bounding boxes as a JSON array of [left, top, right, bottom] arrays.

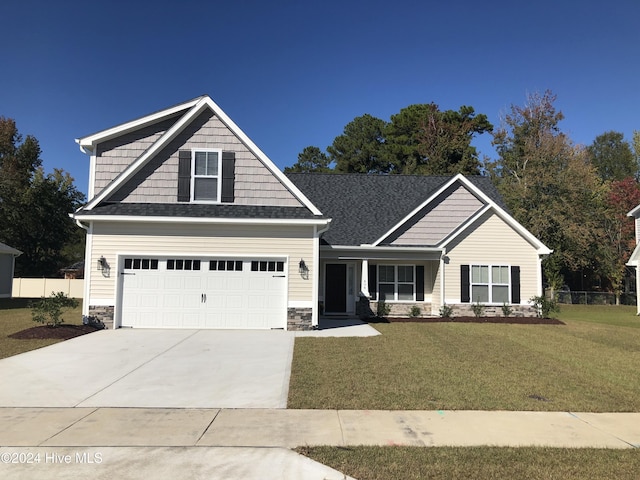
[[121, 256, 287, 329]]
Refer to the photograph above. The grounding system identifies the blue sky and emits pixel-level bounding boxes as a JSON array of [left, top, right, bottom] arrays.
[[2, 0, 639, 196]]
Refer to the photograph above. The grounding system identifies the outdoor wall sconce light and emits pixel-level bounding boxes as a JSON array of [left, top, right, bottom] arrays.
[[97, 256, 107, 271], [298, 259, 309, 275]]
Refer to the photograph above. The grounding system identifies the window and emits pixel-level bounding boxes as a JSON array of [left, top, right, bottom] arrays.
[[209, 260, 243, 271], [251, 260, 285, 272], [124, 258, 159, 270], [167, 259, 201, 271], [378, 265, 415, 301], [192, 149, 221, 202], [471, 265, 509, 303]]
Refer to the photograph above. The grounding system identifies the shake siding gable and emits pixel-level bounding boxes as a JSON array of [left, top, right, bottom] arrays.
[[388, 185, 483, 246], [104, 110, 302, 207], [94, 115, 180, 196], [88, 222, 315, 303], [440, 211, 540, 305]]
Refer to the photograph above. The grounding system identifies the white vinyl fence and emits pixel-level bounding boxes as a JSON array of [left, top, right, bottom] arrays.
[[12, 278, 84, 299]]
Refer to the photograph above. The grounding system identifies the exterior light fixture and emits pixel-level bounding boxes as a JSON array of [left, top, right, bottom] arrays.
[[299, 259, 308, 274], [97, 256, 107, 271]]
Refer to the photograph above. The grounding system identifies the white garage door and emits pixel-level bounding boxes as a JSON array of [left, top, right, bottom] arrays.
[[120, 257, 287, 329]]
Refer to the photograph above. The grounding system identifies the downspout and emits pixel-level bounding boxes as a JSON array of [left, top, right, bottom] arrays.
[[71, 214, 92, 318], [439, 249, 447, 315], [312, 220, 331, 327]]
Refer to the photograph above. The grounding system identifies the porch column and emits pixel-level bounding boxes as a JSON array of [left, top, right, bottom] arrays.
[[360, 259, 370, 297]]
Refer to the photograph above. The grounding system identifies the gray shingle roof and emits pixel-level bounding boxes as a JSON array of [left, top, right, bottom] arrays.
[[75, 203, 322, 220], [286, 173, 507, 246]]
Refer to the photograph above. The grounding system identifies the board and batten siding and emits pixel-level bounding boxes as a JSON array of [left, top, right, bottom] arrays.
[[432, 211, 541, 308], [102, 110, 302, 207], [389, 185, 483, 246], [88, 222, 315, 303]]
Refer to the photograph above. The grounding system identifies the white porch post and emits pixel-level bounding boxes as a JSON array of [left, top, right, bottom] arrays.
[[360, 259, 370, 297]]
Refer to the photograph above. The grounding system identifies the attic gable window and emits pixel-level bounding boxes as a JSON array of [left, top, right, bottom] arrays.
[[192, 149, 221, 202], [178, 149, 235, 203]]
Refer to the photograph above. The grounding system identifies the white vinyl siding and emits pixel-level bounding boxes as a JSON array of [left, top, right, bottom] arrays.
[[87, 222, 315, 303], [433, 211, 541, 309]]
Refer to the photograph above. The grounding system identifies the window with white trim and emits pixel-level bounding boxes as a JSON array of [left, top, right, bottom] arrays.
[[471, 265, 510, 303], [378, 265, 415, 301], [192, 149, 221, 202]]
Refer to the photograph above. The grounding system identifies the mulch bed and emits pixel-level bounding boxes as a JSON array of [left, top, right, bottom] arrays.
[[8, 324, 103, 340], [369, 316, 565, 325]]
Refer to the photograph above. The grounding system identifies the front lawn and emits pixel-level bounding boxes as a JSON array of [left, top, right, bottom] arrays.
[[297, 446, 640, 480], [0, 298, 84, 359], [288, 305, 640, 411]]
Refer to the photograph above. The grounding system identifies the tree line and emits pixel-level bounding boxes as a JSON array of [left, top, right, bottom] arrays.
[[286, 91, 640, 298], [0, 117, 85, 277]]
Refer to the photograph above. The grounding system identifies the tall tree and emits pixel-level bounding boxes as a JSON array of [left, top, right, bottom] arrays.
[[0, 118, 85, 276], [328, 114, 391, 173], [595, 177, 640, 301], [385, 104, 493, 175], [587, 131, 637, 181], [490, 91, 604, 289], [284, 146, 333, 173]]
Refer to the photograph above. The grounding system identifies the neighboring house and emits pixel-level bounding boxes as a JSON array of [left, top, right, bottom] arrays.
[[626, 204, 640, 314], [72, 95, 551, 330], [60, 261, 85, 279], [0, 242, 21, 298]]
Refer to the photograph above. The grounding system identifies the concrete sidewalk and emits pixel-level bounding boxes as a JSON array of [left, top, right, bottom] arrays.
[[2, 408, 638, 449], [2, 408, 638, 480]]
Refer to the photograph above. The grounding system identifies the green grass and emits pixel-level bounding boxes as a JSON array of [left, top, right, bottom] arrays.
[[297, 446, 640, 480], [0, 298, 84, 359], [288, 305, 640, 411]]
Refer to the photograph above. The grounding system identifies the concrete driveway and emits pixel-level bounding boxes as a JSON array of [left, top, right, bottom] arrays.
[[0, 329, 294, 408]]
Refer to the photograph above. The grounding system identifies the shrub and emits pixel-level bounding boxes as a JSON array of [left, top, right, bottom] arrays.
[[471, 302, 485, 317], [408, 305, 421, 317], [501, 303, 513, 317], [31, 292, 79, 327], [439, 304, 454, 318], [530, 295, 560, 318], [376, 300, 391, 318]]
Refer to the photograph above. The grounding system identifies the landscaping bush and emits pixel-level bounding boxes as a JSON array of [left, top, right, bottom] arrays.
[[31, 292, 79, 327], [471, 302, 485, 317], [530, 295, 559, 318], [376, 300, 391, 317], [439, 304, 454, 318]]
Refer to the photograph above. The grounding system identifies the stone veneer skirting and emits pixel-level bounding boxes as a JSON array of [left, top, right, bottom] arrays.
[[450, 304, 537, 317], [88, 305, 115, 329], [88, 305, 314, 331], [287, 307, 312, 331]]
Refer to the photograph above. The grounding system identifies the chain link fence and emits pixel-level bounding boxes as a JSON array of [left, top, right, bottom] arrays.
[[555, 290, 637, 306]]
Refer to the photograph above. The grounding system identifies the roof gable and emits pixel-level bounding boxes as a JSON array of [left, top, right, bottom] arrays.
[[286, 173, 550, 254], [79, 96, 321, 215], [381, 183, 485, 246]]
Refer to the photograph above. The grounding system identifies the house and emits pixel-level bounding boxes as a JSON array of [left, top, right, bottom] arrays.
[[0, 242, 21, 298], [72, 95, 551, 330], [626, 204, 640, 314], [60, 261, 85, 279]]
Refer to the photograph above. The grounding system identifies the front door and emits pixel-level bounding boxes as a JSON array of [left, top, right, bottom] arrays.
[[325, 264, 347, 313], [324, 263, 356, 314]]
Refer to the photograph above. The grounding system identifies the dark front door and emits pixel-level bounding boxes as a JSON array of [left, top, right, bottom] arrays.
[[325, 264, 347, 313]]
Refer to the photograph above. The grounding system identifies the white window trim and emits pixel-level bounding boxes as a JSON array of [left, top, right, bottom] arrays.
[[471, 264, 511, 304], [191, 148, 222, 203], [378, 264, 416, 302]]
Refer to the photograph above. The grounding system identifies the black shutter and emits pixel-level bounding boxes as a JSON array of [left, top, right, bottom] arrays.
[[416, 265, 425, 301], [221, 152, 235, 203], [461, 265, 470, 303], [368, 264, 377, 300], [511, 266, 521, 304], [177, 150, 191, 202]]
